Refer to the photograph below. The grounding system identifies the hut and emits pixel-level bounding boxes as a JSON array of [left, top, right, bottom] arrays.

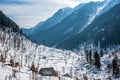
[[39, 67, 58, 76]]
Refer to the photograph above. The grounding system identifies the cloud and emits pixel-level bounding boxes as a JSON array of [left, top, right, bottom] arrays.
[[0, 0, 32, 5], [0, 0, 103, 28]]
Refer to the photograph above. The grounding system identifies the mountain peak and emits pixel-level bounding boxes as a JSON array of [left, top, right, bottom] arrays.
[[54, 7, 72, 17], [59, 7, 72, 12], [74, 0, 104, 10]]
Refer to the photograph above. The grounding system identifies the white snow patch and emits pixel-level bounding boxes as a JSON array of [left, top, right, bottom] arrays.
[[62, 27, 74, 35]]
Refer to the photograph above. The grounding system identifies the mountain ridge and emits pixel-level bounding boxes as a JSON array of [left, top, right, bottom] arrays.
[[56, 3, 120, 50], [24, 1, 105, 47], [22, 0, 120, 50], [22, 7, 73, 36]]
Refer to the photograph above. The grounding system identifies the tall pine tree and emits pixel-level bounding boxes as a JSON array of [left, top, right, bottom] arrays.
[[112, 55, 120, 77], [89, 50, 92, 64], [94, 51, 101, 70]]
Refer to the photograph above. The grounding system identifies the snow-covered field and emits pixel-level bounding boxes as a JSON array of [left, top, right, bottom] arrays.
[[0, 28, 120, 80]]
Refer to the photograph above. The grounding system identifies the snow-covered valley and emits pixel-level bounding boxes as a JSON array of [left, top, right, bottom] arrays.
[[0, 27, 120, 80]]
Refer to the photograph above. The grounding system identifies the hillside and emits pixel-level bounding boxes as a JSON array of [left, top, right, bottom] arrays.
[[25, 1, 105, 47], [0, 10, 20, 32], [56, 3, 120, 50], [0, 25, 120, 80]]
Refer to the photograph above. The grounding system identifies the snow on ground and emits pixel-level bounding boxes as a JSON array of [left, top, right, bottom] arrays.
[[0, 28, 120, 80]]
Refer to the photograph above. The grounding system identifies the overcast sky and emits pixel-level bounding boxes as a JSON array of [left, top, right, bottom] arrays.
[[0, 0, 103, 28]]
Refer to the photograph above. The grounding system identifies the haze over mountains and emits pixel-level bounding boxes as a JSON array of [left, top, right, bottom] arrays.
[[22, 0, 120, 50]]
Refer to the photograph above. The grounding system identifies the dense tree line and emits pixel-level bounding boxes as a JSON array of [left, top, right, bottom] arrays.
[[85, 49, 101, 70]]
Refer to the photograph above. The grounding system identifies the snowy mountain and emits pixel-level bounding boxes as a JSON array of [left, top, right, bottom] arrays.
[[35, 7, 72, 30], [100, 0, 120, 15], [56, 3, 120, 50], [23, 1, 105, 47], [0, 9, 120, 80], [22, 0, 120, 51], [22, 7, 72, 36]]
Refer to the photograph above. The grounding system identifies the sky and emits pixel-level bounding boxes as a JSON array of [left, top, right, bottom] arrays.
[[0, 0, 103, 28]]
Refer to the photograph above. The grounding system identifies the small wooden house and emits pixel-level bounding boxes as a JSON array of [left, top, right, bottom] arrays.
[[39, 67, 58, 76]]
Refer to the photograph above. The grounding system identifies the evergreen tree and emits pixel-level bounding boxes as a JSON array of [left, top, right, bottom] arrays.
[[112, 55, 120, 77], [89, 50, 92, 64], [85, 49, 89, 62], [94, 51, 101, 70]]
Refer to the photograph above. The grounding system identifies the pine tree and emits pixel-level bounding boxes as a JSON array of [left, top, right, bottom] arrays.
[[112, 55, 120, 77], [94, 51, 101, 70], [89, 50, 92, 64], [85, 49, 89, 62]]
